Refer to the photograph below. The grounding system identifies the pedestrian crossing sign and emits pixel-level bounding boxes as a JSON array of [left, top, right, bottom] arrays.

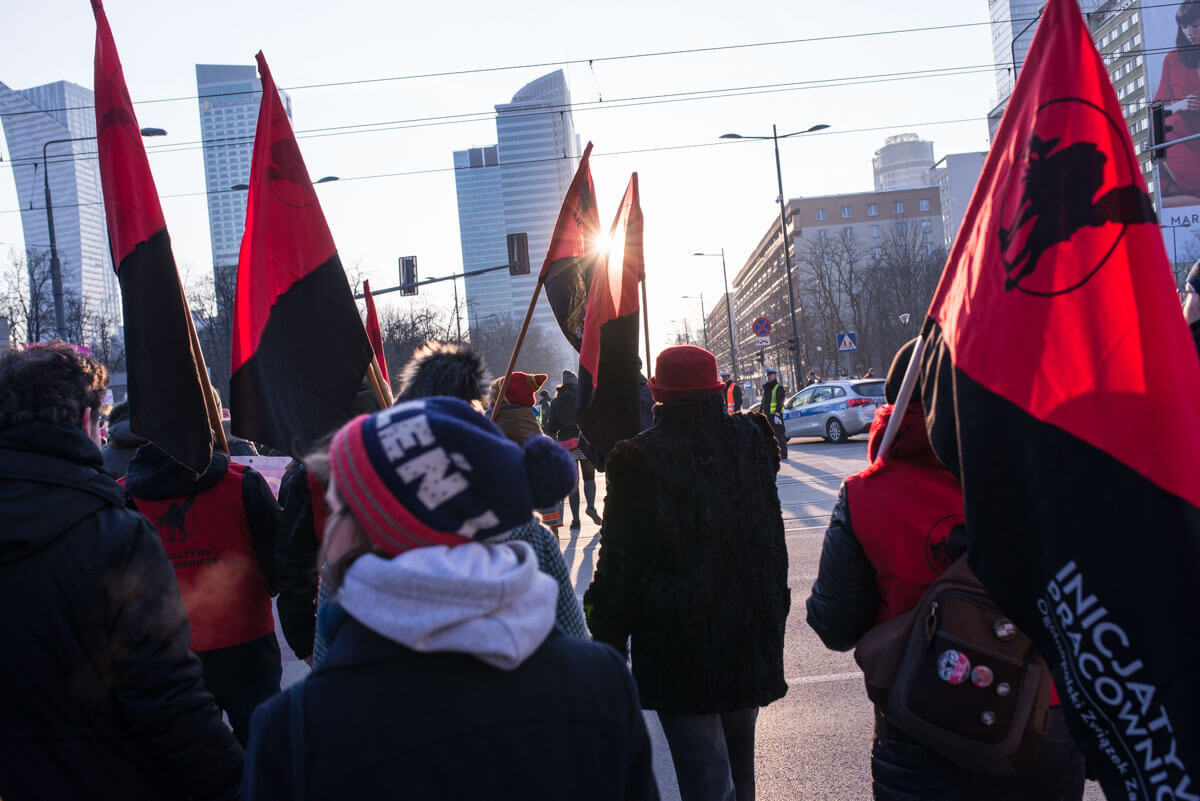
[[837, 332, 858, 352]]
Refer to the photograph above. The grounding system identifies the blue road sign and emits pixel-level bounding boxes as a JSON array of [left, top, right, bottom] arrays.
[[837, 331, 858, 352], [752, 317, 772, 337]]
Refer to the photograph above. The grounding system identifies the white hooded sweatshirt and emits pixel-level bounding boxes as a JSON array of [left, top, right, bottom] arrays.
[[336, 541, 558, 671]]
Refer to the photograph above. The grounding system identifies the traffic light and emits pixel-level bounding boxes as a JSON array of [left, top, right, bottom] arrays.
[[507, 232, 530, 275], [1149, 101, 1173, 162], [400, 256, 418, 296], [756, 349, 765, 365], [787, 337, 798, 352]]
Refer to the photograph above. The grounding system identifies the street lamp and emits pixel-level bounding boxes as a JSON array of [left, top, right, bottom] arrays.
[[720, 123, 829, 393], [693, 249, 738, 382], [230, 175, 338, 192], [42, 127, 167, 340], [681, 294, 707, 348]]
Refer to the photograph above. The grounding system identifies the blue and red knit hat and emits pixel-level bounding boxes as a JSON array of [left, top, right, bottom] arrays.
[[329, 397, 576, 555]]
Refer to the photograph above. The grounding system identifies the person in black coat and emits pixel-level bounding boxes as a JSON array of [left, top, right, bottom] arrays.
[[720, 370, 743, 412], [0, 343, 241, 801], [585, 345, 790, 801], [243, 398, 658, 801], [805, 340, 1085, 801], [544, 370, 601, 528], [100, 400, 145, 478]]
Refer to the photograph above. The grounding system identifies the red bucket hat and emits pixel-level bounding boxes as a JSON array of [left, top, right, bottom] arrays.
[[648, 345, 725, 403]]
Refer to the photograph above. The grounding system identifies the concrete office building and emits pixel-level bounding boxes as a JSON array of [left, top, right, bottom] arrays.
[[732, 187, 943, 386], [196, 64, 291, 287], [927, 152, 986, 247], [872, 134, 935, 191], [453, 70, 581, 373], [0, 79, 120, 340]]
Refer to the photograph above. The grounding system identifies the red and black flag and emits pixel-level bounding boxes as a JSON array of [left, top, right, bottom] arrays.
[[230, 52, 372, 454], [540, 142, 602, 351], [362, 279, 388, 385], [92, 0, 212, 473], [577, 174, 644, 467], [918, 0, 1200, 795]]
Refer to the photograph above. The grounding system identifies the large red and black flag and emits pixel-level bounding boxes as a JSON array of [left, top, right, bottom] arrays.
[[230, 52, 372, 454], [577, 174, 644, 467], [92, 0, 212, 473], [918, 0, 1199, 795], [540, 142, 601, 351], [362, 279, 388, 385]]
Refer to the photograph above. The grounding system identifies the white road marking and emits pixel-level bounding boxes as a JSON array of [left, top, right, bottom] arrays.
[[787, 670, 863, 685]]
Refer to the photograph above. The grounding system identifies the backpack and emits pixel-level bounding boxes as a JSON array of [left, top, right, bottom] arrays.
[[853, 555, 1053, 775]]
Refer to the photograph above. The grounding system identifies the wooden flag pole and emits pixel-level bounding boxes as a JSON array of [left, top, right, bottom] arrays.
[[640, 277, 652, 376], [179, 287, 229, 454], [491, 279, 544, 422], [367, 354, 393, 408], [873, 334, 925, 465]]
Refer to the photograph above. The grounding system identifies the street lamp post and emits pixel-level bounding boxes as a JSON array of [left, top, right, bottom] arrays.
[[721, 123, 829, 390], [693, 248, 738, 382], [681, 294, 707, 348], [42, 127, 167, 339]]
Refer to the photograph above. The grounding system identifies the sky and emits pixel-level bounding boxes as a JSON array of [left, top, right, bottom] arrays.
[[0, 0, 1000, 368]]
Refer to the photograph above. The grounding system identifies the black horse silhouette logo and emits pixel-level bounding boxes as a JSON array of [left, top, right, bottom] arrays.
[[925, 515, 967, 571], [155, 496, 195, 544], [999, 134, 1155, 293]]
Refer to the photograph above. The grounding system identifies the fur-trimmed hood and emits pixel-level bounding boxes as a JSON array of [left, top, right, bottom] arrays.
[[395, 341, 489, 404]]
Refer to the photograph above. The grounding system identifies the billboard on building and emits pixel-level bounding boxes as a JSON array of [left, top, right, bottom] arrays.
[[1146, 1, 1200, 267]]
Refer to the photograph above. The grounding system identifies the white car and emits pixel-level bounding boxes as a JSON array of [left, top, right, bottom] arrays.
[[781, 379, 886, 443]]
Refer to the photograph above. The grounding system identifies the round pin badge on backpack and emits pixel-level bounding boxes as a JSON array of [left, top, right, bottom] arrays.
[[937, 649, 972, 685], [971, 665, 994, 688], [993, 618, 1017, 641]]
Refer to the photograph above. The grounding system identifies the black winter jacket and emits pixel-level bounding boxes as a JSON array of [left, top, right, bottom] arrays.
[[0, 422, 243, 801], [243, 614, 659, 801], [584, 392, 790, 712], [545, 380, 580, 441], [101, 417, 146, 478], [276, 460, 321, 660]]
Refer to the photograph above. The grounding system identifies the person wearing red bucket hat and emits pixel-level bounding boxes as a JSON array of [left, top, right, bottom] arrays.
[[586, 345, 790, 801], [242, 398, 656, 801]]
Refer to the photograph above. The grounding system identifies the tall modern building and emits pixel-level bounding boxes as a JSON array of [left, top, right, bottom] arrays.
[[872, 133, 936, 191], [0, 79, 120, 338], [927, 152, 986, 247], [453, 70, 581, 373], [988, 0, 1104, 137], [196, 64, 291, 287]]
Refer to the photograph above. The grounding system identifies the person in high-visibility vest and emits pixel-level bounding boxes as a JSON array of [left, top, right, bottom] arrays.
[[721, 370, 743, 413], [761, 367, 788, 458]]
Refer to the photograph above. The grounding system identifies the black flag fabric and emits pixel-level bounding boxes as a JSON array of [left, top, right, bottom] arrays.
[[230, 52, 373, 454], [92, 0, 213, 474], [539, 142, 602, 352], [919, 0, 1200, 797], [576, 173, 644, 468]]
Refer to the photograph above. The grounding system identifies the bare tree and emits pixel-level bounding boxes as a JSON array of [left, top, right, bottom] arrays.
[[0, 248, 56, 345], [863, 222, 947, 367]]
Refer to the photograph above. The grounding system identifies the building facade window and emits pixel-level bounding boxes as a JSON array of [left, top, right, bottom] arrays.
[[867, 203, 879, 216], [870, 224, 881, 238], [815, 208, 827, 221], [919, 198, 931, 212], [843, 227, 853, 240], [818, 229, 827, 242], [872, 247, 882, 259], [893, 201, 904, 214], [841, 205, 853, 219], [896, 221, 907, 234], [921, 220, 933, 233]]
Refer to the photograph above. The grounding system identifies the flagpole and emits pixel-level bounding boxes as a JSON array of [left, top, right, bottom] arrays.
[[367, 354, 393, 408], [178, 285, 229, 454], [491, 279, 544, 422], [640, 277, 652, 374], [873, 334, 925, 464]]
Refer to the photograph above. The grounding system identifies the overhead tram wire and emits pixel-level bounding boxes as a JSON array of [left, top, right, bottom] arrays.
[[0, 61, 1015, 171], [1, 1, 1177, 121], [0, 114, 988, 216]]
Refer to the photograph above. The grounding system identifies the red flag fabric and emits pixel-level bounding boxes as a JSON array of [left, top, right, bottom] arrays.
[[230, 52, 372, 453], [540, 142, 602, 352], [576, 174, 645, 466], [92, 0, 212, 473], [362, 279, 388, 385], [919, 0, 1200, 795]]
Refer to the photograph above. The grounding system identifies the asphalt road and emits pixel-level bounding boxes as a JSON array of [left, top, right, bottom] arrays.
[[279, 435, 1103, 799]]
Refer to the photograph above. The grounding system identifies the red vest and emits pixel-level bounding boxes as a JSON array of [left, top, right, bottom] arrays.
[[126, 463, 274, 652], [725, 383, 737, 413], [845, 404, 965, 625]]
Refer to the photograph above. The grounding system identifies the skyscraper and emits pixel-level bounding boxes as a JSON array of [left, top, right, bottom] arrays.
[[872, 133, 935, 191], [196, 64, 291, 288], [453, 70, 581, 374], [0, 79, 120, 340]]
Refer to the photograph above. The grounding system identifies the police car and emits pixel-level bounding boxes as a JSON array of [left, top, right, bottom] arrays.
[[781, 379, 886, 443]]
